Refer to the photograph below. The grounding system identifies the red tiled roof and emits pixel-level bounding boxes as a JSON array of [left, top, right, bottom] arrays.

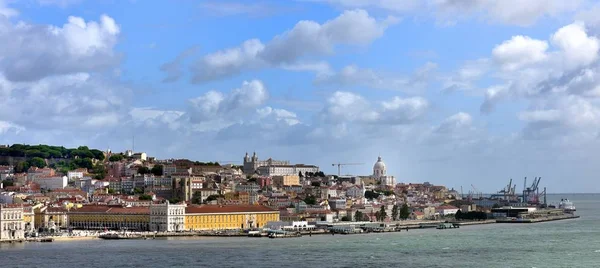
[[186, 205, 277, 214]]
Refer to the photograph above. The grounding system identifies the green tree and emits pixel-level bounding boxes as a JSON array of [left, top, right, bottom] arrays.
[[192, 191, 203, 204], [341, 216, 350, 221], [354, 211, 363, 222], [133, 187, 144, 194], [14, 161, 30, 173], [492, 203, 501, 208], [151, 165, 163, 176], [169, 197, 181, 204], [89, 149, 105, 160], [399, 203, 410, 220], [299, 171, 304, 177], [28, 157, 46, 168], [304, 195, 317, 205], [109, 154, 124, 162], [139, 194, 153, 200], [455, 210, 463, 220], [391, 205, 399, 221], [375, 211, 381, 221], [138, 166, 150, 175], [92, 163, 107, 180], [107, 188, 115, 194], [364, 190, 380, 200], [311, 181, 320, 187], [2, 180, 14, 188], [378, 205, 387, 221]]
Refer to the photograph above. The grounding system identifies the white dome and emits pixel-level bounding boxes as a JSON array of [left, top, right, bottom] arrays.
[[373, 156, 386, 170]]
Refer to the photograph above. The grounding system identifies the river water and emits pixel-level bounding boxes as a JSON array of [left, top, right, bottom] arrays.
[[1, 194, 599, 268]]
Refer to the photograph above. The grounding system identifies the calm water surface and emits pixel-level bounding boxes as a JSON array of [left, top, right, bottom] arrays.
[[1, 194, 599, 268]]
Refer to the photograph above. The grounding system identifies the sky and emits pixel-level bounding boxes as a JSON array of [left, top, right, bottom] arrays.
[[1, 0, 600, 193]]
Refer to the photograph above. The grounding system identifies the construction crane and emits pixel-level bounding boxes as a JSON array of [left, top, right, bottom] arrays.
[[522, 177, 542, 204], [331, 163, 364, 176]]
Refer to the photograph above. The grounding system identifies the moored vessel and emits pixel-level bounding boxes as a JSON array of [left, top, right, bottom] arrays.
[[558, 199, 576, 213]]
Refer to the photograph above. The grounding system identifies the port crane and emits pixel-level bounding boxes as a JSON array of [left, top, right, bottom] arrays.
[[331, 163, 364, 176], [491, 178, 518, 202], [522, 177, 542, 204]]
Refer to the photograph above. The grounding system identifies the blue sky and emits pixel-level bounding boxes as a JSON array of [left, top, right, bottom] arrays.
[[2, 0, 600, 193]]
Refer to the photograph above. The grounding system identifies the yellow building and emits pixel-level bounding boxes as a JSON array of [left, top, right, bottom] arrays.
[[185, 205, 279, 230], [68, 205, 150, 231], [272, 175, 300, 187], [22, 204, 40, 232], [35, 206, 69, 231]]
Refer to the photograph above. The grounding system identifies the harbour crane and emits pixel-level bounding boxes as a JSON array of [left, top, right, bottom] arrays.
[[331, 163, 364, 176]]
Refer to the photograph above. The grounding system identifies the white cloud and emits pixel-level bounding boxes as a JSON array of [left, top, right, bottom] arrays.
[[381, 96, 429, 123], [0, 120, 24, 134], [551, 22, 599, 70], [316, 62, 437, 93], [187, 80, 269, 123], [0, 72, 131, 131], [188, 9, 397, 83], [319, 91, 428, 124], [0, 0, 18, 18], [311, 0, 583, 26], [0, 14, 121, 82], [256, 106, 300, 126], [492, 35, 548, 71], [435, 112, 473, 133]]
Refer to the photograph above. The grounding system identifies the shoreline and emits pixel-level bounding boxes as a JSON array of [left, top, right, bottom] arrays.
[[1, 216, 579, 244]]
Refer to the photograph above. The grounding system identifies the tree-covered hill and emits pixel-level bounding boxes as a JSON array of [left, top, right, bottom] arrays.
[[0, 144, 105, 160]]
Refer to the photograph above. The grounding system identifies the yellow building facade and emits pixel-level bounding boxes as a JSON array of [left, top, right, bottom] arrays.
[[185, 205, 279, 230], [68, 206, 150, 231]]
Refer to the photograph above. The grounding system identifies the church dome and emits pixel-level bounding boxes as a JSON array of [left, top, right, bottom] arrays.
[[373, 156, 386, 171]]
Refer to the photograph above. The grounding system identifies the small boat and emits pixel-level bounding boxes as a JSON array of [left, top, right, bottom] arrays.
[[559, 199, 576, 213], [436, 223, 459, 229]]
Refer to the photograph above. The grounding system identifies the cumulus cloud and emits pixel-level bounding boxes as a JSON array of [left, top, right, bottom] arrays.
[[313, 0, 583, 26], [435, 112, 473, 133], [186, 9, 397, 83], [519, 96, 600, 140], [187, 80, 269, 123], [0, 14, 121, 82], [550, 22, 599, 70], [475, 22, 600, 114], [319, 91, 428, 124], [316, 62, 437, 93], [0, 73, 131, 131], [492, 36, 548, 71]]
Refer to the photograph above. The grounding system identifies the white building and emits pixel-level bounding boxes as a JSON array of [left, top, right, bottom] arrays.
[[257, 164, 319, 176], [150, 201, 186, 232], [436, 205, 460, 216], [372, 156, 395, 186], [67, 170, 84, 181], [0, 204, 25, 241], [34, 176, 68, 190]]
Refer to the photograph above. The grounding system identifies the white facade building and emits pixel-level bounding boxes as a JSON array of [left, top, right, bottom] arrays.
[[372, 156, 395, 186], [67, 170, 84, 181], [150, 201, 186, 232], [34, 176, 68, 190], [0, 205, 24, 241], [257, 165, 319, 176]]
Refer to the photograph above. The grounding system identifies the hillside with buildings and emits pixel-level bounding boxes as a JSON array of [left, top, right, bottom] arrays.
[[1, 147, 470, 242]]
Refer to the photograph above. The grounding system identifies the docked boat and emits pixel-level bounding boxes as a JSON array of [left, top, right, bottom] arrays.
[[559, 199, 576, 213], [436, 223, 459, 229]]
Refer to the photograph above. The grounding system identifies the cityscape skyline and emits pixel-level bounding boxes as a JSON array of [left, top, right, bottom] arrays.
[[1, 1, 600, 193]]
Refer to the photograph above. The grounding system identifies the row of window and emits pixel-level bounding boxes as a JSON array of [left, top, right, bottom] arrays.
[[2, 212, 22, 220]]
